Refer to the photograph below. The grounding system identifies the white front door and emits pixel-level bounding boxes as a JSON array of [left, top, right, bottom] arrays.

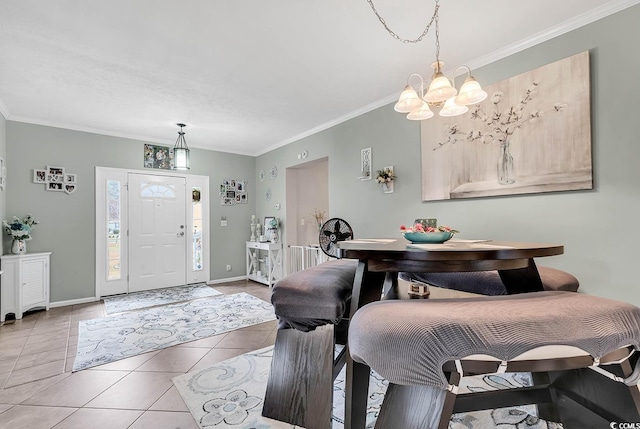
[[128, 173, 187, 292]]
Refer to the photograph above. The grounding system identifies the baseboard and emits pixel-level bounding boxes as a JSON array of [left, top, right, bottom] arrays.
[[49, 296, 100, 308], [207, 275, 248, 285]]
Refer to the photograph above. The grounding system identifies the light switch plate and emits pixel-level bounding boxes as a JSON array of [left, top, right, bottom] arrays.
[[275, 203, 281, 210]]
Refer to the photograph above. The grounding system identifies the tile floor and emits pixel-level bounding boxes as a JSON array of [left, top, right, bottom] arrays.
[[0, 280, 276, 429]]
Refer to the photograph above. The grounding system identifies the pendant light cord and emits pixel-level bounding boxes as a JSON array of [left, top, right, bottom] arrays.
[[366, 0, 439, 44]]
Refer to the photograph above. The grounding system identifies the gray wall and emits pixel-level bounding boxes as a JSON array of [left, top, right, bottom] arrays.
[[6, 122, 255, 303], [257, 6, 640, 305], [0, 113, 6, 255]]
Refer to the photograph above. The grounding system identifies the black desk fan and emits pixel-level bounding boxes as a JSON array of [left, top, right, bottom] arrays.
[[318, 218, 353, 258]]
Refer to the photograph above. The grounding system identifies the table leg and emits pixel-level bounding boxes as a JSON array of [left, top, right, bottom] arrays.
[[345, 260, 386, 429], [498, 258, 544, 294]]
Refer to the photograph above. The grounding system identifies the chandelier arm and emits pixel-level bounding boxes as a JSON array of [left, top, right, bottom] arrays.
[[407, 73, 426, 97], [366, 0, 439, 44]]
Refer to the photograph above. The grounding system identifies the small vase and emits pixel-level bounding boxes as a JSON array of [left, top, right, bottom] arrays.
[[12, 240, 26, 254], [497, 142, 515, 185]]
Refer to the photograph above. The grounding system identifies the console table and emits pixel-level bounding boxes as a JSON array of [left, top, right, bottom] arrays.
[[1, 252, 51, 322], [246, 241, 283, 287]]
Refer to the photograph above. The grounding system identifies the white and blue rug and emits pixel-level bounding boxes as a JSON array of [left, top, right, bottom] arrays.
[[173, 346, 562, 429], [103, 283, 222, 314], [73, 293, 276, 371]]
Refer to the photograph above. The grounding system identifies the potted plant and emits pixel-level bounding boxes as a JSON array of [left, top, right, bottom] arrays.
[[3, 214, 38, 254]]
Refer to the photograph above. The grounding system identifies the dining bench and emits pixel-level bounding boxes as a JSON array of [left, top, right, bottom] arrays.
[[261, 258, 358, 429], [400, 265, 579, 295], [348, 291, 640, 428]]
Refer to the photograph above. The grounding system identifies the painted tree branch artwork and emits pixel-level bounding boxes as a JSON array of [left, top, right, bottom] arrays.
[[420, 51, 592, 201]]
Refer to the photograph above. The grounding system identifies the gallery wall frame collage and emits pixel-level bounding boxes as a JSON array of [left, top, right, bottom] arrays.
[[33, 165, 78, 194], [220, 178, 248, 205]]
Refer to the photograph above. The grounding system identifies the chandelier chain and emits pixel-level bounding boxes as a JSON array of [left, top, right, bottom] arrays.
[[366, 0, 439, 44]]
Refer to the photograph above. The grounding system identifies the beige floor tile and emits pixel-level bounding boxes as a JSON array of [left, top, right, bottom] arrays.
[[67, 334, 78, 347], [0, 357, 17, 375], [4, 360, 66, 388], [0, 373, 71, 404], [65, 357, 75, 373], [88, 350, 160, 371], [215, 330, 271, 349], [236, 319, 278, 331], [149, 386, 189, 412], [14, 347, 67, 371], [0, 319, 36, 334], [84, 371, 180, 410], [128, 410, 199, 429], [262, 330, 277, 348], [68, 323, 79, 337], [21, 369, 129, 407], [0, 346, 23, 361], [188, 348, 253, 374], [0, 404, 77, 428], [21, 336, 68, 356], [175, 333, 228, 348], [24, 329, 69, 346], [0, 336, 28, 349], [135, 347, 209, 373], [52, 408, 143, 429], [30, 322, 71, 336], [66, 344, 77, 359]]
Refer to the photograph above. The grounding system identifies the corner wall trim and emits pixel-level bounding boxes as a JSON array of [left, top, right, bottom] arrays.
[[207, 276, 248, 285], [49, 297, 99, 308]]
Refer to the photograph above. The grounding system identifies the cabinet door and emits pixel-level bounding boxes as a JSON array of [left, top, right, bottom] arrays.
[[22, 258, 46, 307]]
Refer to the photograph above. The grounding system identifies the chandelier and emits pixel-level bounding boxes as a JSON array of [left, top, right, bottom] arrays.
[[367, 0, 487, 120], [173, 123, 190, 170]]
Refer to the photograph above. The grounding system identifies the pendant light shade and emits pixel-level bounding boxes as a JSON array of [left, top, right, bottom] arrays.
[[439, 97, 469, 117], [455, 75, 488, 106], [394, 85, 423, 113], [407, 102, 435, 120], [173, 123, 190, 170]]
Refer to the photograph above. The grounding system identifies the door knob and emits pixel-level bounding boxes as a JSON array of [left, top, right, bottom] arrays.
[[177, 231, 185, 237]]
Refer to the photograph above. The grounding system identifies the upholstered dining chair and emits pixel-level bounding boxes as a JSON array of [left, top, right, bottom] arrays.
[[348, 291, 640, 428]]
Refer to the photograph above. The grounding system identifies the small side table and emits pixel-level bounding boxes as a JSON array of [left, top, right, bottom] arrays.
[[1, 252, 51, 322], [246, 241, 283, 287]]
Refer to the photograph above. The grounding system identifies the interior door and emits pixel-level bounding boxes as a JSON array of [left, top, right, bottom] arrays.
[[128, 173, 187, 292]]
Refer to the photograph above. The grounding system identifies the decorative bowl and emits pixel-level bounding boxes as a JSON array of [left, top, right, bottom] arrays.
[[402, 231, 454, 244]]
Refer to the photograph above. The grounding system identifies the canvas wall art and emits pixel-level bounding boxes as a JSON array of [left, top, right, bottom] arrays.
[[420, 51, 592, 201], [144, 144, 174, 170]]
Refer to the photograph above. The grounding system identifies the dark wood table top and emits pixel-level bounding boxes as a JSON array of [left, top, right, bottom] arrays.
[[337, 238, 564, 272]]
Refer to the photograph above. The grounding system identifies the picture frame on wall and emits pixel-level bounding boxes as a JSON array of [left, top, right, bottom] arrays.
[[263, 216, 275, 241], [47, 165, 65, 183], [360, 147, 372, 180], [64, 173, 77, 183], [47, 182, 64, 192], [33, 169, 47, 183]]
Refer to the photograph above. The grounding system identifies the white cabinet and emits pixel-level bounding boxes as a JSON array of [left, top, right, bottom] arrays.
[[246, 241, 283, 287], [1, 252, 51, 322]]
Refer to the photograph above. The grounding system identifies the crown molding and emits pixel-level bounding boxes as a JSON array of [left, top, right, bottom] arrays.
[[0, 97, 10, 120], [262, 0, 640, 156]]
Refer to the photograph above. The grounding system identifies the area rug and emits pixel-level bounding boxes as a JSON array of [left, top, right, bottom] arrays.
[[173, 346, 562, 429], [73, 293, 276, 371], [103, 283, 222, 314]]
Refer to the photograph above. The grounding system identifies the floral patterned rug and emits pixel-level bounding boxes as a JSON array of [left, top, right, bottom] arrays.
[[73, 293, 276, 371], [102, 283, 222, 314], [173, 346, 562, 429]]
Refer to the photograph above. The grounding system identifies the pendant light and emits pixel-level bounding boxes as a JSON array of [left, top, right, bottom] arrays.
[[173, 123, 190, 170]]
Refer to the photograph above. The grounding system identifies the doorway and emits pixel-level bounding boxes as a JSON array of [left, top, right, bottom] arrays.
[[95, 167, 210, 298]]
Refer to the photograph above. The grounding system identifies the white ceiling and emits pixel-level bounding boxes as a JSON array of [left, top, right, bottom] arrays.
[[0, 0, 637, 156]]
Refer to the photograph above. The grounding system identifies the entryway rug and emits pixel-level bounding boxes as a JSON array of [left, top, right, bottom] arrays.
[[173, 346, 562, 429], [73, 293, 276, 371], [103, 283, 222, 314]]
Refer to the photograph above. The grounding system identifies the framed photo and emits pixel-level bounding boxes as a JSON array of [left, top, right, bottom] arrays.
[[226, 190, 236, 199], [143, 144, 174, 170], [47, 182, 64, 192], [64, 173, 77, 183], [222, 197, 233, 206], [33, 169, 47, 183], [236, 181, 245, 191], [64, 183, 77, 194], [360, 147, 372, 180], [47, 165, 65, 183], [263, 216, 275, 241], [238, 192, 247, 203]]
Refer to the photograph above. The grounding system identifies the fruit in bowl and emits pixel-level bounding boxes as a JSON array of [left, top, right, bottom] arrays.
[[400, 223, 459, 244]]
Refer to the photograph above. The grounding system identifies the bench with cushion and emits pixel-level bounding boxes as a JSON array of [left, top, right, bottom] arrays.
[[400, 265, 579, 295], [348, 291, 640, 428], [262, 259, 357, 429]]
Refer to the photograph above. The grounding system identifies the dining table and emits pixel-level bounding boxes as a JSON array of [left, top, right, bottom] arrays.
[[335, 237, 565, 429]]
